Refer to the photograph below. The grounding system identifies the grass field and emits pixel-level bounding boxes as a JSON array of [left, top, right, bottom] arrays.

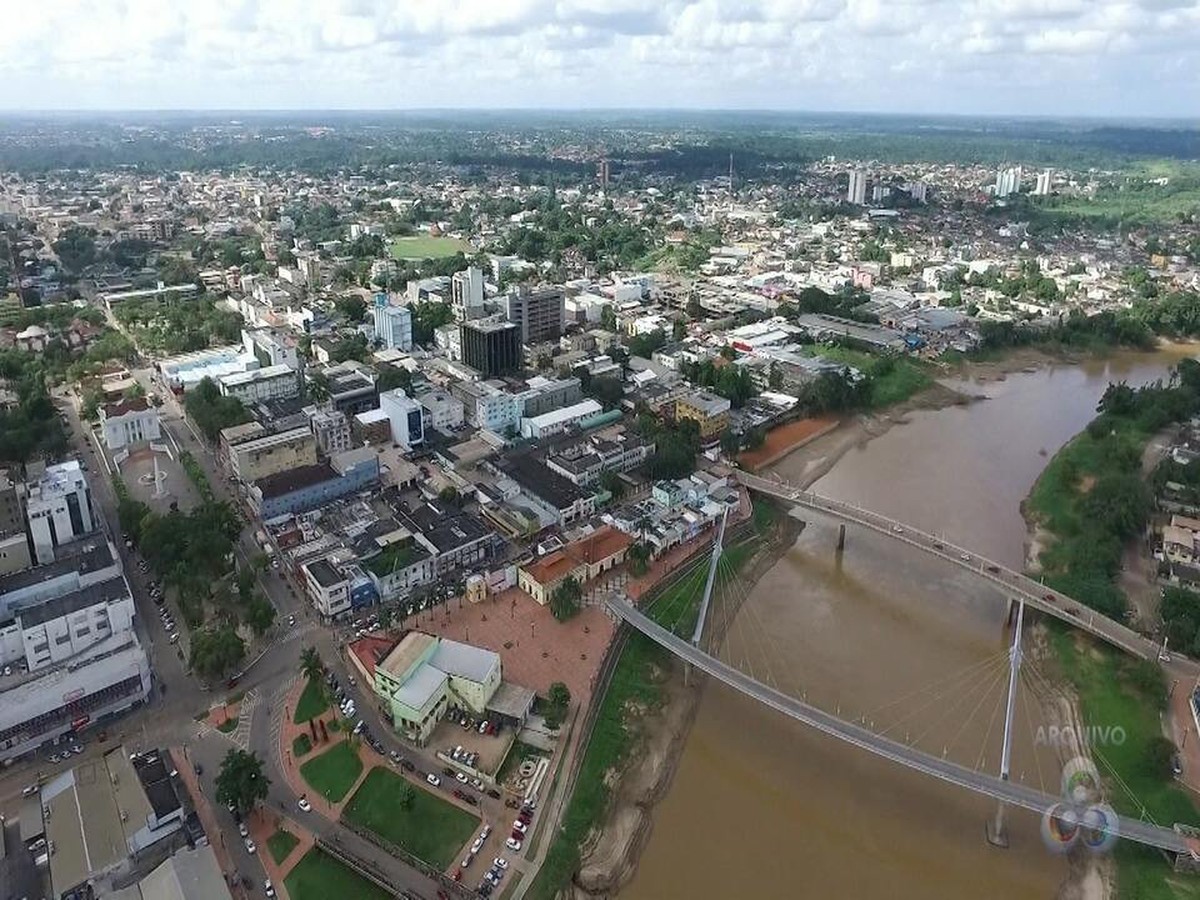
[[267, 828, 299, 865], [801, 345, 933, 409], [388, 235, 471, 260], [299, 740, 363, 804], [527, 502, 774, 900], [292, 734, 313, 757], [293, 677, 329, 724], [284, 848, 393, 900], [342, 767, 479, 869]]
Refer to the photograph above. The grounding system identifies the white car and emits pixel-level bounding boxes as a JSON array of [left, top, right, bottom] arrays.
[[264, 880, 276, 899], [244, 838, 256, 854], [493, 857, 509, 870], [455, 772, 469, 784], [505, 838, 523, 852], [427, 773, 441, 787], [298, 796, 312, 812], [512, 820, 527, 834], [239, 822, 249, 838], [22, 784, 38, 796], [471, 837, 485, 854]]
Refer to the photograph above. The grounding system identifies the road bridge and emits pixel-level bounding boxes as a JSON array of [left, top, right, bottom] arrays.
[[735, 471, 1161, 661]]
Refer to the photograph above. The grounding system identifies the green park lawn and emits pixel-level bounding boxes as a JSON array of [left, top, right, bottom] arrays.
[[284, 848, 393, 900], [342, 767, 478, 869], [298, 740, 364, 803], [388, 235, 471, 260], [266, 828, 299, 865], [293, 677, 329, 724]]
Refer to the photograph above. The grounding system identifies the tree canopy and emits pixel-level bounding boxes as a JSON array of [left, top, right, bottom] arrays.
[[215, 749, 270, 816]]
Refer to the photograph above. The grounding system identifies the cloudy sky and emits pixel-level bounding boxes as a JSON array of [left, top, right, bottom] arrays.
[[3, 0, 1198, 117]]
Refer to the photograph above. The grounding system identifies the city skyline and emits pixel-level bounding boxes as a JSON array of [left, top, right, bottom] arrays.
[[2, 0, 1198, 118]]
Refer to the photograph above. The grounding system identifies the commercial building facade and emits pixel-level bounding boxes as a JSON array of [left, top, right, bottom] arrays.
[[505, 285, 565, 344], [99, 397, 161, 452], [228, 427, 319, 483], [26, 461, 96, 566], [675, 391, 731, 442], [249, 448, 380, 519], [373, 295, 414, 351], [217, 364, 301, 405], [460, 319, 521, 377], [379, 388, 425, 450]]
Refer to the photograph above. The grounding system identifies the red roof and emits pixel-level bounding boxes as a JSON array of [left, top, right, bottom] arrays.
[[100, 396, 152, 418]]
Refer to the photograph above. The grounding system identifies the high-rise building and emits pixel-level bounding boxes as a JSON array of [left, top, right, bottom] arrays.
[[25, 461, 96, 565], [905, 181, 928, 203], [598, 159, 610, 190], [0, 469, 29, 577], [460, 318, 522, 377], [505, 284, 565, 345], [373, 294, 414, 351], [379, 388, 425, 451], [995, 166, 1023, 198], [451, 267, 485, 322], [847, 169, 868, 205], [1034, 169, 1054, 196]]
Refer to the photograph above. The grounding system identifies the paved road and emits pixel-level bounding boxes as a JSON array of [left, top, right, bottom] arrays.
[[737, 471, 1178, 664], [610, 599, 1195, 854]]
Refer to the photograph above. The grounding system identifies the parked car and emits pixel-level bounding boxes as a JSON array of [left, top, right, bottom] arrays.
[[493, 857, 509, 870], [427, 773, 441, 787], [264, 879, 276, 898], [471, 837, 484, 854], [455, 772, 469, 784], [512, 820, 528, 834], [244, 838, 256, 854], [298, 796, 312, 812], [505, 838, 522, 852]]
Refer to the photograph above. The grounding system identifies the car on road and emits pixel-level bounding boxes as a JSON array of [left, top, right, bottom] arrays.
[[287, 614, 296, 627], [985, 564, 1000, 574], [505, 837, 522, 852], [471, 778, 484, 791], [239, 822, 249, 838], [264, 879, 276, 898], [891, 525, 903, 533], [243, 838, 256, 854], [959, 552, 971, 561], [427, 773, 441, 787], [22, 784, 38, 796], [298, 796, 312, 812]]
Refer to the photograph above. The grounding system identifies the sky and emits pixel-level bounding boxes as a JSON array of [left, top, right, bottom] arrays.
[[2, 0, 1199, 118]]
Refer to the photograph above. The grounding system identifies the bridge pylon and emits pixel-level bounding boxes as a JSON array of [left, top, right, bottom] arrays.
[[987, 598, 1025, 849], [685, 507, 728, 685]]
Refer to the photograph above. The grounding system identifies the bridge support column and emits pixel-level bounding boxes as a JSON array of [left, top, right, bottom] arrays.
[[686, 508, 728, 687], [987, 599, 1025, 849], [836, 524, 846, 552]]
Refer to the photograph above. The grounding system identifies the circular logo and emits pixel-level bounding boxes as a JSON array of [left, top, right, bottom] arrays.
[[1078, 803, 1119, 854], [1041, 803, 1081, 853], [1061, 757, 1102, 806], [1043, 758, 1119, 855]]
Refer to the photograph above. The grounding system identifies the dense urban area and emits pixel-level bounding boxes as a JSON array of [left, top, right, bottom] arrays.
[[2, 113, 1200, 900]]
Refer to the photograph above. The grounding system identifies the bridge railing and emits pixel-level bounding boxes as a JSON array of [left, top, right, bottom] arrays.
[[736, 472, 1158, 660]]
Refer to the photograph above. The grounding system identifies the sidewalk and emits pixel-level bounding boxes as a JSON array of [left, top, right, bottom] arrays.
[[170, 746, 249, 900], [247, 810, 317, 900]]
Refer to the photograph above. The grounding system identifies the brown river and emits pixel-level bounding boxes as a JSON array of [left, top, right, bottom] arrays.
[[623, 348, 1198, 900]]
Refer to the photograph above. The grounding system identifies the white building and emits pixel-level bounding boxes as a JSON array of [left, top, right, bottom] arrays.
[[995, 166, 1023, 198], [310, 408, 352, 456], [242, 328, 301, 370], [26, 461, 96, 565], [417, 390, 464, 432], [847, 169, 867, 205], [1034, 169, 1054, 196], [372, 295, 414, 351], [301, 558, 350, 619], [475, 386, 523, 434], [520, 398, 603, 440], [451, 266, 486, 322], [217, 364, 301, 404], [379, 388, 425, 450], [98, 397, 161, 452]]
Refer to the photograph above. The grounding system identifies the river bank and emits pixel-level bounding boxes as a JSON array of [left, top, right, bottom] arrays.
[[559, 505, 801, 899]]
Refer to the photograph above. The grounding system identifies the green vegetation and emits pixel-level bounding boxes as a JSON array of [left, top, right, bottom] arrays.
[[528, 503, 774, 900], [112, 294, 243, 354], [190, 626, 246, 682], [679, 358, 757, 408], [216, 716, 238, 733], [543, 682, 571, 729], [550, 576, 582, 622], [342, 767, 479, 869], [1028, 369, 1200, 618], [299, 740, 364, 804], [215, 749, 270, 817], [1049, 627, 1200, 898], [365, 541, 426, 577], [801, 346, 933, 410], [293, 677, 330, 724], [292, 734, 313, 758], [284, 848, 393, 900], [638, 414, 701, 480], [266, 828, 299, 865], [389, 234, 472, 260], [183, 377, 252, 442], [409, 300, 455, 346]]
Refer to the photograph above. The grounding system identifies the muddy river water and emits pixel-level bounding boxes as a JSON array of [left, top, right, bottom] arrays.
[[624, 349, 1197, 900]]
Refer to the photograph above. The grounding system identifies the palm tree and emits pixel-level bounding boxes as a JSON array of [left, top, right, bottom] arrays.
[[300, 646, 323, 683]]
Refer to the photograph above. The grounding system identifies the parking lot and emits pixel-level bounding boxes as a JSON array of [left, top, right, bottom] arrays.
[[431, 713, 515, 778]]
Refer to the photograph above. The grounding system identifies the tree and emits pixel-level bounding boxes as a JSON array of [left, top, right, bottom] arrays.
[[585, 375, 625, 410], [548, 681, 571, 710], [599, 470, 626, 501], [438, 486, 460, 506], [53, 226, 98, 273], [245, 597, 276, 637], [376, 364, 412, 394], [719, 429, 741, 456], [627, 542, 651, 576], [215, 749, 270, 816], [300, 646, 324, 683], [672, 320, 687, 341], [378, 607, 394, 630], [1145, 735, 1177, 778], [397, 781, 416, 811], [550, 576, 582, 621], [305, 371, 331, 404], [768, 362, 783, 390], [600, 305, 617, 332], [190, 625, 245, 681], [335, 296, 367, 324]]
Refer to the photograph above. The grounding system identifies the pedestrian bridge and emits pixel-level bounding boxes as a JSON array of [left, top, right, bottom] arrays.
[[607, 599, 1194, 856], [734, 471, 1159, 661]]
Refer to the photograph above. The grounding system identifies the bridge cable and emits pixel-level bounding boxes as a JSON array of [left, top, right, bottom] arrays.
[[1018, 674, 1047, 793], [973, 666, 1013, 772], [906, 659, 1011, 758], [866, 649, 1012, 725], [716, 554, 787, 695], [876, 653, 1010, 743]]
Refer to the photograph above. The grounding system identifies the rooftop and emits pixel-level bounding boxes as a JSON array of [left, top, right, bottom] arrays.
[[253, 462, 337, 500], [306, 557, 345, 589], [100, 396, 154, 419], [379, 631, 438, 681], [520, 549, 577, 587], [500, 453, 588, 511]]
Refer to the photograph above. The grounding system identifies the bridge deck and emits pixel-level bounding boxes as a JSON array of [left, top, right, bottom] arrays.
[[608, 600, 1191, 854], [736, 472, 1160, 660]]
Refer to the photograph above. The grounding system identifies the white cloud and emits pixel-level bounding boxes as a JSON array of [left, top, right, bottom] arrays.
[[0, 0, 1194, 115]]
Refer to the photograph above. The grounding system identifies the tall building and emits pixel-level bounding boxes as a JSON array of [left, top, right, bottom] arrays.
[[461, 318, 522, 377], [847, 169, 867, 205], [598, 159, 610, 190], [26, 461, 96, 565], [451, 267, 485, 322], [379, 388, 425, 450], [0, 469, 30, 577], [995, 166, 1023, 198], [505, 284, 565, 345], [1034, 169, 1054, 196], [373, 294, 414, 351]]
